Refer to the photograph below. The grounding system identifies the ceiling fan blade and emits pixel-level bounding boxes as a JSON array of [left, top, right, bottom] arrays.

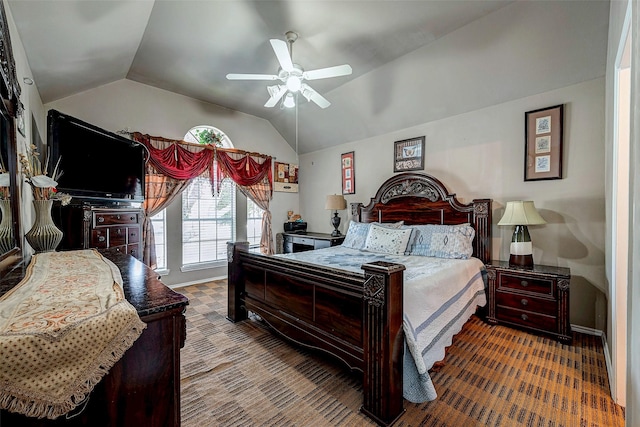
[[264, 86, 288, 108], [303, 64, 353, 80], [270, 39, 294, 72], [226, 73, 279, 80], [301, 84, 330, 109]]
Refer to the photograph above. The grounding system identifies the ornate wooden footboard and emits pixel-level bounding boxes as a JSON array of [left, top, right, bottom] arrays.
[[227, 172, 492, 426]]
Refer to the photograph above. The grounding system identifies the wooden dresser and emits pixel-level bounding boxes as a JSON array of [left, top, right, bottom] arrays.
[[0, 251, 189, 427], [486, 260, 571, 343], [54, 205, 143, 260]]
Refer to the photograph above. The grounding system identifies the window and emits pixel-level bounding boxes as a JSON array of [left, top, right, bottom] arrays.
[[247, 198, 264, 248], [182, 176, 235, 266], [181, 125, 235, 269], [150, 210, 166, 270]]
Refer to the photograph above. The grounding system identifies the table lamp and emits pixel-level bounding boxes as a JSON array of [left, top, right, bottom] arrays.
[[325, 195, 347, 237], [497, 201, 546, 268]]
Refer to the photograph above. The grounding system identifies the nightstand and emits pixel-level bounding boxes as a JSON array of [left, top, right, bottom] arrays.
[[280, 232, 345, 253], [485, 261, 571, 343]]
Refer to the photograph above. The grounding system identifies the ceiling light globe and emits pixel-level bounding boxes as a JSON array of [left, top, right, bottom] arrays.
[[283, 93, 295, 108], [286, 76, 301, 92]]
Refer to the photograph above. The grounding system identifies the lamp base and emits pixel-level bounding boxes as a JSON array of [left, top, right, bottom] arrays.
[[330, 212, 342, 237], [509, 254, 534, 268]]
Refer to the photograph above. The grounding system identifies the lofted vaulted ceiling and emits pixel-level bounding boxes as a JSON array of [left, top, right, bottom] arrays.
[[9, 1, 518, 153]]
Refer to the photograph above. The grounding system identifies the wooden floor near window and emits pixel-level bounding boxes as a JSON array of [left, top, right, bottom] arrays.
[[178, 280, 625, 426]]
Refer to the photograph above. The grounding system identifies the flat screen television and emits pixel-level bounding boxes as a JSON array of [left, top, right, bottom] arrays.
[[48, 110, 146, 204]]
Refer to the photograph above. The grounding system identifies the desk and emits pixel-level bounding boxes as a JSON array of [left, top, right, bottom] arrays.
[[278, 232, 345, 254], [0, 251, 189, 427]]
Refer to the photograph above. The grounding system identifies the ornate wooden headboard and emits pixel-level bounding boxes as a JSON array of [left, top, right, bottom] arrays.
[[351, 172, 492, 264]]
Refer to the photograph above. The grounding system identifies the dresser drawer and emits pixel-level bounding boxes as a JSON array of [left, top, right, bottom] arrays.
[[109, 227, 128, 246], [498, 273, 554, 297], [91, 229, 108, 248], [496, 306, 557, 332], [495, 290, 556, 316], [94, 212, 140, 227], [128, 227, 140, 243], [291, 236, 314, 246]]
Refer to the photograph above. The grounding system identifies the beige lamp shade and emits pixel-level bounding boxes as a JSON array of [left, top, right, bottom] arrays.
[[325, 194, 347, 210], [497, 201, 546, 226]]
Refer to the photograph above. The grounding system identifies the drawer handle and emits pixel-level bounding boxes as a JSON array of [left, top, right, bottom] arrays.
[[98, 217, 104, 223], [130, 249, 137, 255], [116, 214, 121, 220], [520, 280, 529, 287], [98, 236, 106, 242], [116, 229, 122, 235], [520, 298, 528, 306], [521, 314, 529, 321], [115, 247, 121, 252], [130, 232, 136, 237], [130, 216, 135, 221]]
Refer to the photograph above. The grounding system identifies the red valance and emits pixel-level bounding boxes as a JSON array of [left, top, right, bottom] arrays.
[[215, 151, 273, 195], [133, 132, 272, 194], [134, 133, 214, 180]]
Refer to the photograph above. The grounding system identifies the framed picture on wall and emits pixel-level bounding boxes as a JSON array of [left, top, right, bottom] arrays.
[[394, 136, 425, 172], [341, 151, 355, 194], [524, 104, 564, 181], [274, 161, 299, 192]]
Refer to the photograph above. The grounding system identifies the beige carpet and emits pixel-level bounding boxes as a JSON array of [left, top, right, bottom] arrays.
[[178, 280, 625, 427]]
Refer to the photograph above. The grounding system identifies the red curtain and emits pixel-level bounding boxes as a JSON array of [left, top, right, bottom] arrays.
[[135, 133, 214, 180], [215, 151, 272, 194]]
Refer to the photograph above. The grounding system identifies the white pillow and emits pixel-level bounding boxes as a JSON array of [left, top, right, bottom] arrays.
[[342, 221, 405, 250], [363, 223, 413, 255]]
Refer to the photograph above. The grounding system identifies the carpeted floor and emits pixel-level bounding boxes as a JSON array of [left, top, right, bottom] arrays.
[[177, 280, 625, 427]]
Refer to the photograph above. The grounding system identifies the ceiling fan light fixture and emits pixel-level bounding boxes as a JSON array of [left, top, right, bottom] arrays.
[[283, 93, 296, 108], [286, 75, 302, 92]]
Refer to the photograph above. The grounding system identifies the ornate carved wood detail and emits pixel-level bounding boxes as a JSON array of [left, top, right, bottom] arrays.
[[363, 273, 385, 307], [558, 278, 570, 292], [380, 179, 440, 204], [0, 1, 21, 116]]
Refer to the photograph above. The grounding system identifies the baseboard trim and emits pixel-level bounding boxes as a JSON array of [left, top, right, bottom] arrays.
[[571, 324, 613, 400], [169, 275, 227, 290]]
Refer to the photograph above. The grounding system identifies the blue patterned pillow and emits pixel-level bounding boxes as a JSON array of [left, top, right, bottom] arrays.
[[363, 224, 413, 255], [407, 224, 475, 259], [342, 221, 371, 249], [342, 221, 404, 250]]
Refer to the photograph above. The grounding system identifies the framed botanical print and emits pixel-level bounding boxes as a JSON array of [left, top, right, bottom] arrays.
[[524, 104, 564, 181]]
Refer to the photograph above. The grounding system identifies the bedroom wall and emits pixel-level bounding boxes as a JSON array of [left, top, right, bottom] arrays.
[[46, 80, 298, 286], [299, 77, 606, 330]]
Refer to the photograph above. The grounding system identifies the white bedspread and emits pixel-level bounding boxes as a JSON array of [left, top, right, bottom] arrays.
[[275, 246, 487, 402]]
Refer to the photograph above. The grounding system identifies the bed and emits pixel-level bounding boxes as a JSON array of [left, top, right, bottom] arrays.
[[226, 172, 492, 426]]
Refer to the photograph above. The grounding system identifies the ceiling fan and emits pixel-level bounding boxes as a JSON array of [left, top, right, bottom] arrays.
[[226, 31, 352, 109]]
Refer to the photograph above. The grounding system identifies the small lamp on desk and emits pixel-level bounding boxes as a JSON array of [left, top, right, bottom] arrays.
[[325, 195, 347, 237], [497, 201, 546, 268]]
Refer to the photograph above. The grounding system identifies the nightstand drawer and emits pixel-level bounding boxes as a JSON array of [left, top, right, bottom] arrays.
[[498, 273, 554, 297], [495, 291, 556, 316], [496, 306, 557, 332]]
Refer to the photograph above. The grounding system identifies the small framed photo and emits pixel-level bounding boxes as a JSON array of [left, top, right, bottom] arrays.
[[341, 151, 355, 194], [394, 136, 425, 172], [525, 105, 563, 181]]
